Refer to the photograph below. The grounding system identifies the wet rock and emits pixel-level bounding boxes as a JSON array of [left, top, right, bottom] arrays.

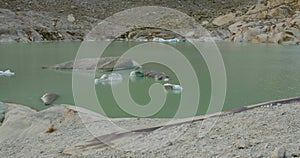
[[130, 70, 170, 81], [272, 147, 286, 158], [41, 93, 59, 105], [212, 13, 236, 26]]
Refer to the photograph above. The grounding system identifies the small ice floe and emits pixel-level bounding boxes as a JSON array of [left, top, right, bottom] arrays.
[[95, 73, 123, 84], [136, 38, 149, 42], [152, 38, 182, 43], [130, 70, 170, 81], [163, 83, 183, 93], [0, 69, 15, 76], [41, 93, 59, 105]]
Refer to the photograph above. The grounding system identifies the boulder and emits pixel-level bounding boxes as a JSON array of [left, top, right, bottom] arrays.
[[44, 57, 141, 71], [212, 13, 236, 26], [41, 93, 59, 105]]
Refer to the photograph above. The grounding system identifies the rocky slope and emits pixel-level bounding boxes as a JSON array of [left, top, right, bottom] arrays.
[[0, 102, 300, 157], [0, 0, 256, 42], [0, 0, 299, 44]]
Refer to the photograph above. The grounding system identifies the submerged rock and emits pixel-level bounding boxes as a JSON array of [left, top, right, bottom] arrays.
[[130, 70, 170, 81], [41, 93, 59, 105], [44, 57, 141, 71]]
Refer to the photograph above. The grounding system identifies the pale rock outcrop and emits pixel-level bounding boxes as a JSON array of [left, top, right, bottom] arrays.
[[227, 0, 300, 44], [212, 13, 236, 26]]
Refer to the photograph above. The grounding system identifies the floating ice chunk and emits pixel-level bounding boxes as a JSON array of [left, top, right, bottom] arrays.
[[95, 73, 123, 84], [152, 38, 183, 43], [0, 69, 15, 76], [163, 83, 183, 93]]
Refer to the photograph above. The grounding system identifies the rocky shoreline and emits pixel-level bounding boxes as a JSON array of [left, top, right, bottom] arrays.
[[1, 0, 299, 44], [0, 100, 300, 157]]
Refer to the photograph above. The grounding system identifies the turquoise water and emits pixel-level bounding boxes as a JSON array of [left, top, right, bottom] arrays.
[[0, 41, 300, 118]]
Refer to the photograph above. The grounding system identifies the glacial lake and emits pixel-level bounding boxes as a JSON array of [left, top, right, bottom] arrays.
[[0, 41, 300, 118]]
